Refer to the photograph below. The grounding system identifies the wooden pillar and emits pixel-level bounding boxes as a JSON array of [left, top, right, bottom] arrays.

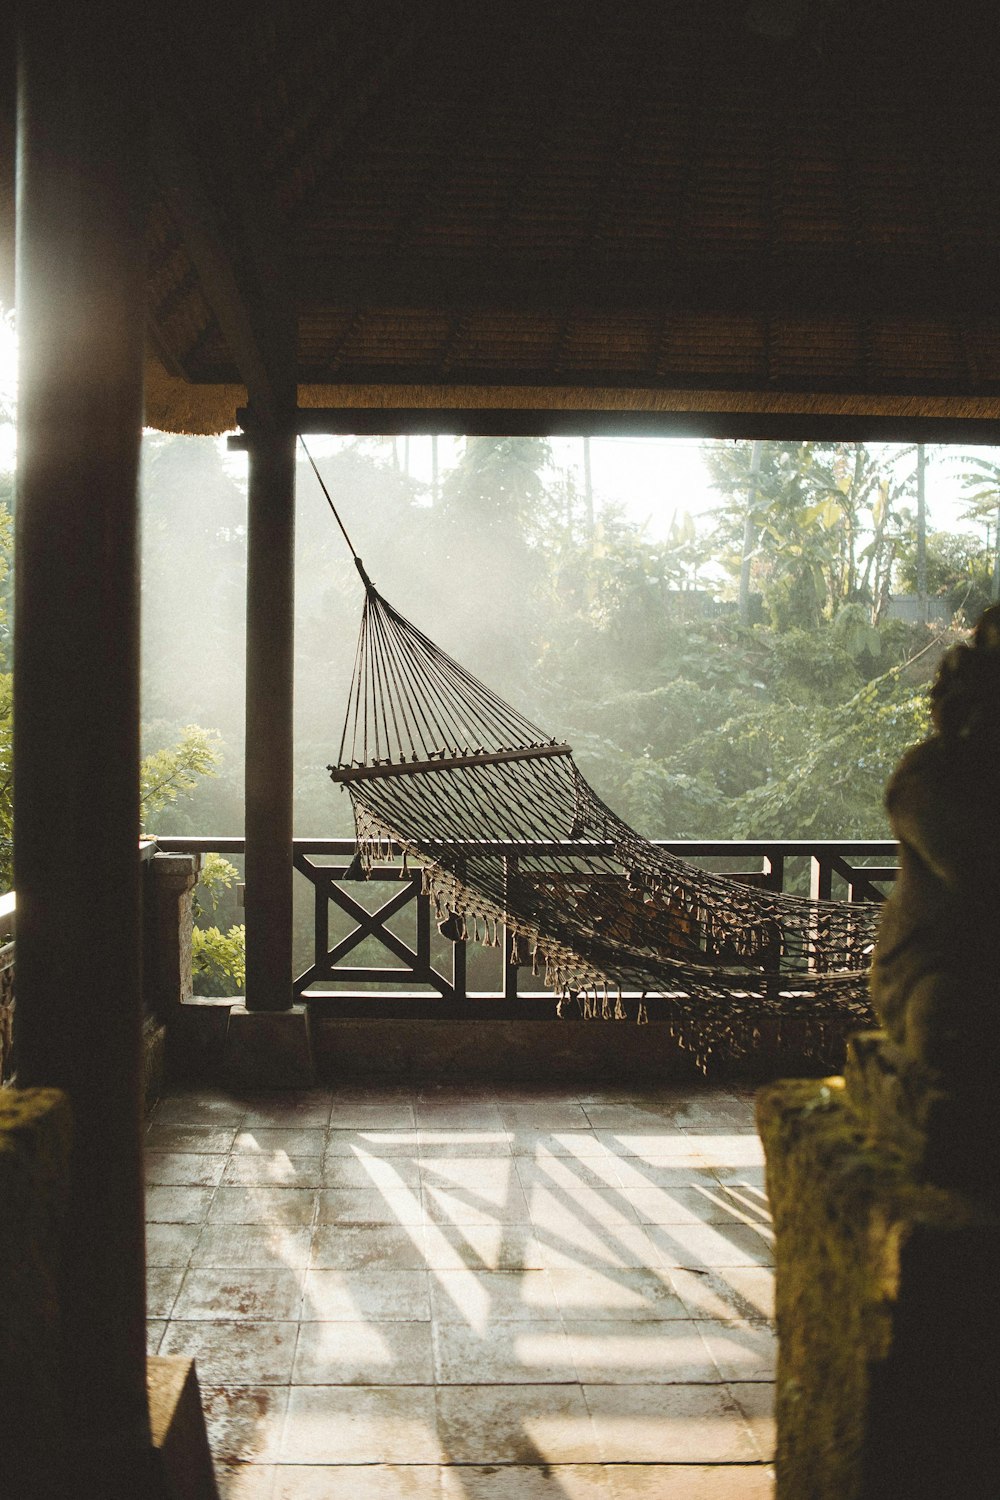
[[13, 3, 153, 1491], [244, 418, 296, 1010]]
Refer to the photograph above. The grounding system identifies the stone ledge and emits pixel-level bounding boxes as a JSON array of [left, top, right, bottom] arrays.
[[0, 1088, 72, 1498], [757, 1077, 1000, 1500]]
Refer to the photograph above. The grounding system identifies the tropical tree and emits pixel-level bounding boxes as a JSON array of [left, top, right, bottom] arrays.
[[956, 452, 1000, 604]]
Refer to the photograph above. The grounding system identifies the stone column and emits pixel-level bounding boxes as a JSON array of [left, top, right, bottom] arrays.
[[14, 4, 154, 1490], [244, 419, 296, 1011]]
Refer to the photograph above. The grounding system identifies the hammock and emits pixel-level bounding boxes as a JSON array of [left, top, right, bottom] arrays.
[[308, 448, 879, 1061]]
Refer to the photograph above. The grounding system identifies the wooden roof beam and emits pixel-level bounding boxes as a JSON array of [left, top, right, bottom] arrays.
[[151, 103, 293, 426], [230, 408, 1000, 446]]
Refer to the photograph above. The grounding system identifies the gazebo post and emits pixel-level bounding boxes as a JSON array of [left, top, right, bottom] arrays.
[[244, 415, 297, 1014], [13, 3, 153, 1491]]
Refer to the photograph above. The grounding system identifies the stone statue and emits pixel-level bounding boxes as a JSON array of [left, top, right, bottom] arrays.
[[869, 605, 1000, 1089]]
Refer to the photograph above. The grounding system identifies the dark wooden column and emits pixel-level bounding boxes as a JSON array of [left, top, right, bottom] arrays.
[[13, 2, 153, 1492], [244, 417, 297, 1010]]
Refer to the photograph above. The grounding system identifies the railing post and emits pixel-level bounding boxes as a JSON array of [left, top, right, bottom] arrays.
[[143, 852, 199, 1023], [810, 849, 834, 902], [503, 854, 519, 1001]]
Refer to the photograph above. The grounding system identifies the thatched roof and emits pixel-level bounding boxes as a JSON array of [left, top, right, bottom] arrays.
[[3, 2, 999, 434]]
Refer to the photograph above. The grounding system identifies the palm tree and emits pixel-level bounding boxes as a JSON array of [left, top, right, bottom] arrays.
[[956, 453, 1000, 604]]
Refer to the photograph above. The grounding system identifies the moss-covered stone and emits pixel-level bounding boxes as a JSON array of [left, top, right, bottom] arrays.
[[758, 1077, 1000, 1500], [0, 1087, 72, 1496]]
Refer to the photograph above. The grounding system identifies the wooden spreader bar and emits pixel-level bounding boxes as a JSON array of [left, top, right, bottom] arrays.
[[329, 742, 572, 784]]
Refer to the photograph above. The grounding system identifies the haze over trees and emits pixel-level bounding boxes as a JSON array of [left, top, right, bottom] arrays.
[[0, 393, 995, 988]]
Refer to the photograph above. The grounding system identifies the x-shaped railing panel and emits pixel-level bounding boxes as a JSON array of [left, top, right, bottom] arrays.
[[292, 852, 458, 997]]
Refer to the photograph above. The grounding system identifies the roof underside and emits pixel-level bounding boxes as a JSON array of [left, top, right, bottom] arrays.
[[3, 2, 1000, 432]]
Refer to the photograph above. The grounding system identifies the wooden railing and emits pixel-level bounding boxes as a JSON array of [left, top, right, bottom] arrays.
[[154, 837, 898, 1014]]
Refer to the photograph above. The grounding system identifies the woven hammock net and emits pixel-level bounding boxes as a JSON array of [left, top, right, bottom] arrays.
[[330, 574, 879, 1057]]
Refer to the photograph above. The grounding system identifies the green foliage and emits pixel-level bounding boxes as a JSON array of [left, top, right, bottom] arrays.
[[191, 852, 245, 996], [139, 727, 222, 831], [194, 851, 241, 912], [191, 923, 246, 993], [896, 528, 994, 621]]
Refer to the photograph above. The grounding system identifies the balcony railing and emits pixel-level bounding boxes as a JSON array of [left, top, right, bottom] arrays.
[[155, 837, 898, 1016]]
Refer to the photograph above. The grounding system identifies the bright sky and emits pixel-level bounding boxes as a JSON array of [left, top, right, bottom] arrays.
[[0, 308, 993, 539]]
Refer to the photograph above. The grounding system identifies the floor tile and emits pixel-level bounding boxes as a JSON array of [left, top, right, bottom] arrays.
[[147, 1264, 186, 1317], [644, 1223, 774, 1270], [145, 1151, 227, 1186], [208, 1187, 318, 1226], [173, 1268, 304, 1322], [583, 1384, 759, 1463], [146, 1221, 202, 1266], [161, 1322, 299, 1384], [673, 1100, 759, 1130], [440, 1465, 612, 1499], [581, 1106, 680, 1132], [146, 1185, 216, 1223], [282, 1385, 443, 1463], [547, 1268, 688, 1322], [146, 1319, 167, 1355], [242, 1096, 333, 1130], [435, 1384, 599, 1464], [234, 1128, 327, 1157], [419, 1223, 545, 1271], [524, 1183, 641, 1236], [507, 1131, 618, 1159], [154, 1093, 247, 1127], [429, 1269, 560, 1327], [594, 1134, 710, 1166], [146, 1124, 238, 1154], [273, 1466, 441, 1500], [301, 1268, 430, 1322], [698, 1321, 777, 1381], [201, 1384, 289, 1464], [727, 1381, 775, 1460], [434, 1320, 578, 1384], [215, 1463, 277, 1500], [415, 1103, 506, 1130], [621, 1184, 766, 1226], [499, 1105, 593, 1130], [667, 1268, 775, 1325], [607, 1463, 773, 1498], [516, 1153, 624, 1195], [324, 1129, 423, 1157], [222, 1155, 323, 1189], [328, 1102, 416, 1130], [421, 1156, 520, 1192], [681, 1135, 765, 1169], [191, 1224, 314, 1269], [293, 1319, 435, 1384], [321, 1154, 421, 1190], [611, 1160, 722, 1190], [528, 1222, 663, 1274], [310, 1223, 429, 1270], [418, 1130, 512, 1157], [562, 1320, 720, 1384], [423, 1188, 532, 1227], [316, 1186, 425, 1225]]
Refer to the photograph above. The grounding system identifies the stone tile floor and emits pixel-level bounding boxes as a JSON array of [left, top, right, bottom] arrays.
[[145, 1083, 775, 1499]]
